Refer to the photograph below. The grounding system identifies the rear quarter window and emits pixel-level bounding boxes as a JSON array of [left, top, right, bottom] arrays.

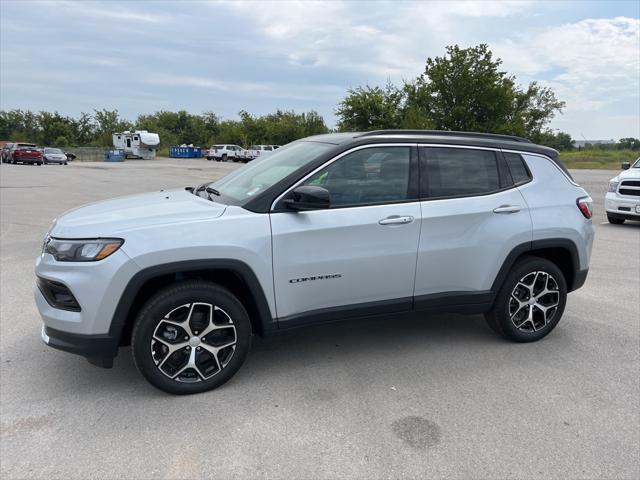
[[504, 152, 532, 184]]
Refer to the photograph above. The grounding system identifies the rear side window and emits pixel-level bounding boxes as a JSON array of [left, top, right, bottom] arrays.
[[422, 147, 500, 198], [504, 152, 531, 184]]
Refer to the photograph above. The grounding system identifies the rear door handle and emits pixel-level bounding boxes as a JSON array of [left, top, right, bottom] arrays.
[[493, 205, 521, 214], [379, 215, 414, 225]]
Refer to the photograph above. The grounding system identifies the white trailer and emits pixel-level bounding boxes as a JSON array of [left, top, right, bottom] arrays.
[[112, 130, 160, 159]]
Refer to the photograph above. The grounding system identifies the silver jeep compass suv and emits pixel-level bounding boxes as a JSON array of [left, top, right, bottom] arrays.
[[36, 130, 594, 394]]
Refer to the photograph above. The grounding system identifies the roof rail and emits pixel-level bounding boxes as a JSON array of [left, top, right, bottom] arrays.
[[357, 129, 532, 144]]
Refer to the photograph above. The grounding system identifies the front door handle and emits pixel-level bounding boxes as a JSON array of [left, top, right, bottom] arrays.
[[379, 215, 414, 225], [493, 205, 521, 214]]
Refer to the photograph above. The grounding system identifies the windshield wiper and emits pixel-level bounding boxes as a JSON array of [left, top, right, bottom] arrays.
[[189, 183, 220, 201]]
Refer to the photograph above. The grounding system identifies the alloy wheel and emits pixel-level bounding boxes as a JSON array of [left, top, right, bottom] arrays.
[[509, 271, 560, 333], [151, 302, 237, 383]]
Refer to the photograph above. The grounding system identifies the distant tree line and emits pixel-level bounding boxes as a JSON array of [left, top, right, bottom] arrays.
[[1, 44, 638, 152], [0, 108, 329, 148]]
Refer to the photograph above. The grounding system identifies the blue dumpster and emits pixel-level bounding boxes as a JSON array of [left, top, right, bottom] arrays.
[[169, 146, 202, 158], [104, 149, 125, 162]]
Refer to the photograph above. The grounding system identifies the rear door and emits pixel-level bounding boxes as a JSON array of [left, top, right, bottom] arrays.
[[414, 146, 532, 305], [270, 144, 422, 323]]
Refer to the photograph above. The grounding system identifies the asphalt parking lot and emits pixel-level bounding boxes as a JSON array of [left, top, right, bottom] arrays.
[[1, 159, 639, 479]]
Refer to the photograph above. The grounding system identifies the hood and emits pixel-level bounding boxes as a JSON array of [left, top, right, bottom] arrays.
[[611, 168, 640, 182], [50, 189, 227, 238]]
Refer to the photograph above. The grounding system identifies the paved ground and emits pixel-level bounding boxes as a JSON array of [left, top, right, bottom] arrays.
[[1, 159, 638, 479]]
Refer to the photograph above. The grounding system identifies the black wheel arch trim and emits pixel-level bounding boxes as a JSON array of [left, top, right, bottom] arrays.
[[491, 238, 585, 294], [108, 259, 276, 346]]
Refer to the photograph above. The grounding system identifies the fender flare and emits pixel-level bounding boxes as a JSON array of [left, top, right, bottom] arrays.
[[108, 259, 276, 342], [490, 238, 582, 293]]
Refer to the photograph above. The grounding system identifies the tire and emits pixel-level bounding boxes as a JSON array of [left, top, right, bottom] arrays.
[[607, 214, 625, 225], [485, 256, 567, 342], [131, 280, 252, 395], [64, 162, 68, 165], [221, 154, 227, 162]]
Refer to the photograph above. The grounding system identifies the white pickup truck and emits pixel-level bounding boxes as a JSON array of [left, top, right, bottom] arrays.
[[246, 145, 276, 159], [206, 145, 255, 163]]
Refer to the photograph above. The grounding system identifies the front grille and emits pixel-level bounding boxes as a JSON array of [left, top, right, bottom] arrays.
[[621, 180, 640, 187], [36, 277, 81, 311], [619, 188, 640, 197], [619, 181, 640, 196]]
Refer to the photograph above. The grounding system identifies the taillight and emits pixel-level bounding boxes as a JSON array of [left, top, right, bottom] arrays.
[[577, 196, 593, 219]]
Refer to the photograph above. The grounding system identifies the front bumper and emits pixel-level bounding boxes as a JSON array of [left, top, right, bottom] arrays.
[[605, 192, 640, 218], [41, 325, 117, 368], [35, 248, 140, 367]]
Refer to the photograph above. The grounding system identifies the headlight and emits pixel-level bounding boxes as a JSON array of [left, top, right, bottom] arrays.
[[43, 238, 123, 262], [608, 181, 619, 193]]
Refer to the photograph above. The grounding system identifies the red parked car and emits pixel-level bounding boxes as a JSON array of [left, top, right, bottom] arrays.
[[9, 143, 43, 165]]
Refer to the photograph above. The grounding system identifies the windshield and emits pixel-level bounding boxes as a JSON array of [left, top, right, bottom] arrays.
[[208, 141, 334, 203], [633, 158, 640, 168], [45, 148, 63, 154]]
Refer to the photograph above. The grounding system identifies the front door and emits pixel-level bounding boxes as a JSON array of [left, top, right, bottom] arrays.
[[270, 145, 422, 324]]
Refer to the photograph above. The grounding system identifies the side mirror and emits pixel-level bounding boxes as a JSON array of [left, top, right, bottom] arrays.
[[283, 185, 330, 211], [621, 161, 631, 170]]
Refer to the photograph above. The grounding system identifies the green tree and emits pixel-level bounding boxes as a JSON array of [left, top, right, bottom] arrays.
[[618, 137, 640, 150], [94, 109, 132, 146], [534, 130, 574, 151], [336, 44, 566, 140], [336, 82, 404, 131]]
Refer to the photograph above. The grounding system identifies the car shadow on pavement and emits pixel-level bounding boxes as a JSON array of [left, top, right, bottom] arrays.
[[40, 311, 505, 397]]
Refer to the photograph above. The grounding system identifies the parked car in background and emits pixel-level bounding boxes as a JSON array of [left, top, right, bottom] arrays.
[[9, 143, 42, 165], [206, 145, 256, 163], [605, 157, 640, 224], [1, 143, 15, 163], [247, 145, 276, 159], [43, 147, 69, 165], [65, 151, 77, 162]]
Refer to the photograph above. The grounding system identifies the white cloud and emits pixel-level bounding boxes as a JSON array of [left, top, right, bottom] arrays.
[[40, 0, 172, 24], [220, 1, 537, 79], [494, 16, 640, 121], [146, 74, 345, 101]]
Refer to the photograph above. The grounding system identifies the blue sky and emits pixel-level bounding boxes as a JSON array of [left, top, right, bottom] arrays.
[[1, 0, 638, 139]]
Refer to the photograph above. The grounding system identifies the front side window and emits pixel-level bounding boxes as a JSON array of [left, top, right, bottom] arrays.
[[209, 141, 334, 203], [303, 147, 411, 207], [422, 147, 500, 198]]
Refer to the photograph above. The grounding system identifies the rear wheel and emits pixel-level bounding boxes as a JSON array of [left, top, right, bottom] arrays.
[[607, 214, 625, 225], [485, 256, 567, 342], [131, 281, 252, 394]]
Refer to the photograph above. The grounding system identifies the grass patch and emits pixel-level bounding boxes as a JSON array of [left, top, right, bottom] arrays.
[[560, 149, 638, 170]]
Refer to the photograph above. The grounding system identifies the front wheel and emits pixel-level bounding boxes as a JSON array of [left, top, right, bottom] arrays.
[[607, 214, 625, 225], [485, 256, 567, 342], [131, 281, 252, 394]]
